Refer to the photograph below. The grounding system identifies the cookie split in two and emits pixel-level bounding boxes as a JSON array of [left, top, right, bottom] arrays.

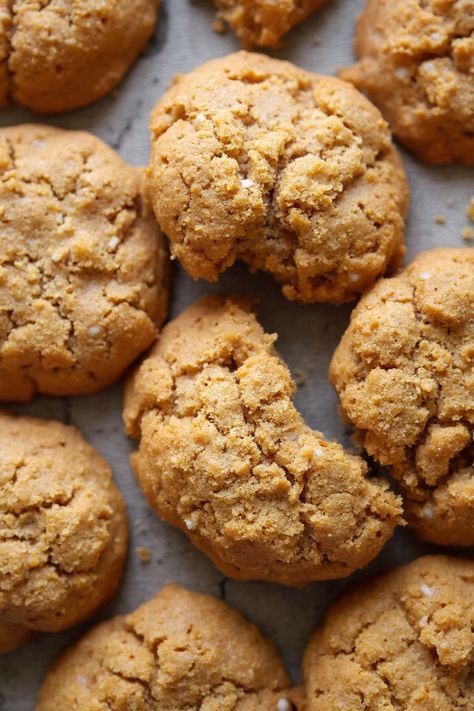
[[330, 248, 474, 546], [0, 124, 169, 401], [341, 0, 474, 165], [148, 51, 409, 304], [36, 584, 292, 710], [124, 296, 402, 586], [0, 412, 127, 654]]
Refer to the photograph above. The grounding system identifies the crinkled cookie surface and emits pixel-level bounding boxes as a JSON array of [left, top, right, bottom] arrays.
[[36, 584, 291, 711], [303, 555, 474, 710], [124, 296, 401, 586], [330, 249, 474, 546], [0, 412, 127, 654], [149, 51, 408, 304], [0, 124, 169, 401], [341, 0, 474, 164], [0, 0, 159, 113], [213, 0, 327, 48]]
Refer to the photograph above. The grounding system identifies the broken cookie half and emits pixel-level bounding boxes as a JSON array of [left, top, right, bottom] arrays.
[[124, 296, 402, 586]]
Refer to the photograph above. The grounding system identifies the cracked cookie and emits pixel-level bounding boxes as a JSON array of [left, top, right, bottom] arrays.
[[0, 412, 127, 654], [341, 0, 474, 165], [0, 0, 159, 114], [303, 555, 474, 710], [149, 51, 409, 304], [330, 249, 474, 547], [0, 124, 169, 401], [213, 0, 328, 48], [123, 296, 402, 586], [36, 583, 291, 710]]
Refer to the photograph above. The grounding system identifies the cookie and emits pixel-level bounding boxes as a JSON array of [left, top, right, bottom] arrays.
[[330, 249, 474, 546], [0, 124, 169, 401], [341, 0, 474, 165], [36, 583, 291, 710], [149, 51, 409, 304], [213, 0, 327, 48], [303, 555, 474, 710], [124, 296, 402, 586], [0, 412, 127, 654], [0, 0, 159, 113]]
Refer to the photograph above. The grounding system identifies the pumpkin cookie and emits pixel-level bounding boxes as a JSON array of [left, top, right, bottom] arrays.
[[0, 124, 169, 401], [341, 0, 474, 165], [0, 412, 127, 654], [149, 51, 408, 304], [124, 296, 402, 586], [0, 0, 159, 114], [213, 0, 328, 48], [303, 555, 474, 710], [330, 249, 474, 546], [36, 584, 291, 710]]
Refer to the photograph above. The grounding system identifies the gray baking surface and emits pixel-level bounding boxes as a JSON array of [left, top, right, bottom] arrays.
[[0, 0, 473, 707]]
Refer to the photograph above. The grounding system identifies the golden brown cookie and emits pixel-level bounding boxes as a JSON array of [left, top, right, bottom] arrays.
[[0, 0, 159, 114], [124, 296, 402, 586], [149, 51, 409, 304], [213, 0, 327, 48], [341, 0, 474, 165], [36, 583, 291, 710], [303, 555, 474, 710], [0, 124, 169, 402], [0, 412, 127, 654], [330, 248, 474, 547]]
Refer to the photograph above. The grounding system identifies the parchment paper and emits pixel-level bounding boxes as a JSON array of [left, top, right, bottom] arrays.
[[1, 0, 473, 707]]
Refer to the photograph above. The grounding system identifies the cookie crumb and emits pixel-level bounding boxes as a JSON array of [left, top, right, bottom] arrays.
[[293, 369, 305, 386], [420, 583, 434, 597], [467, 197, 474, 221], [136, 546, 151, 564], [212, 18, 226, 34], [446, 198, 456, 208], [461, 226, 474, 241], [434, 214, 446, 224]]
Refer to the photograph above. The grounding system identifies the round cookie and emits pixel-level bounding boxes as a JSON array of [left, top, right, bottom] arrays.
[[303, 555, 474, 710], [149, 51, 409, 304], [124, 296, 402, 586], [341, 0, 474, 165], [213, 0, 328, 48], [36, 583, 291, 710], [0, 412, 127, 654], [330, 248, 474, 546], [0, 124, 169, 402], [0, 0, 159, 114]]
